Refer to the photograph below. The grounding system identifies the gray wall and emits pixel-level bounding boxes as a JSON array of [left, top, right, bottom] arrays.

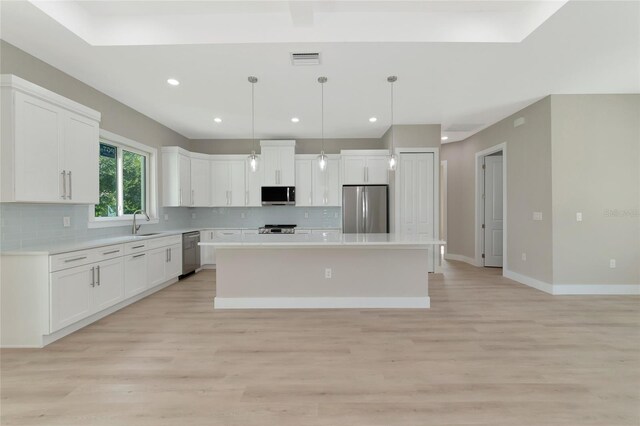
[[190, 138, 382, 155], [381, 124, 442, 150], [551, 95, 640, 285], [441, 97, 554, 283]]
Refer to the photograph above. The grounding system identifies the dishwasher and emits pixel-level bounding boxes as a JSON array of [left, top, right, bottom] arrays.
[[181, 231, 201, 277]]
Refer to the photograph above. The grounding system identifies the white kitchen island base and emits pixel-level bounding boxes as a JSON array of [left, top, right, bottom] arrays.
[[203, 233, 444, 309]]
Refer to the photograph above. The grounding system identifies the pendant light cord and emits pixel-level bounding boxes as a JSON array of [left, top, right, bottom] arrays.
[[321, 79, 325, 152], [390, 79, 394, 152], [251, 80, 255, 152]]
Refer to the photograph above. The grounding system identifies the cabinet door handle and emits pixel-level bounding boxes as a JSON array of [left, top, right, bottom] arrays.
[[61, 170, 67, 199], [65, 256, 87, 263], [133, 253, 146, 258], [229, 190, 232, 205], [210, 231, 213, 239], [96, 265, 100, 286], [68, 171, 72, 200], [166, 248, 169, 262], [169, 248, 171, 262], [90, 266, 95, 287]]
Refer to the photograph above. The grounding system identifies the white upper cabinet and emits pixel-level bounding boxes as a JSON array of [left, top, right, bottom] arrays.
[[190, 156, 210, 207], [245, 157, 262, 207], [211, 156, 246, 207], [1, 75, 101, 204], [341, 150, 390, 185], [313, 156, 341, 206], [162, 147, 193, 207], [296, 155, 341, 207], [261, 140, 295, 186], [295, 158, 313, 206]]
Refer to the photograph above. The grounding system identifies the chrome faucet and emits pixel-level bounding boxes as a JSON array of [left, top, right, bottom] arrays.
[[132, 210, 150, 235]]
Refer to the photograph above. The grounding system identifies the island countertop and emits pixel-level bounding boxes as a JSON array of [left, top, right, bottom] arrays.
[[199, 232, 445, 249]]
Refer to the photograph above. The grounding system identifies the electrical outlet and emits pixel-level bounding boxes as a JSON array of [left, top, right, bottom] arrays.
[[533, 212, 543, 221], [576, 212, 582, 222], [610, 259, 616, 269], [325, 268, 332, 279], [191, 213, 196, 219], [521, 252, 527, 261], [63, 216, 71, 227], [304, 212, 309, 219], [164, 214, 169, 221]]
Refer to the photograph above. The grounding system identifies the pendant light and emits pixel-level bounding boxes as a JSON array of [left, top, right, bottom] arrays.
[[387, 75, 397, 171], [317, 76, 328, 171], [248, 76, 259, 172]]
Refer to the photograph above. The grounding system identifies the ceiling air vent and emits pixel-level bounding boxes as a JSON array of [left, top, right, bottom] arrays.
[[291, 52, 321, 66]]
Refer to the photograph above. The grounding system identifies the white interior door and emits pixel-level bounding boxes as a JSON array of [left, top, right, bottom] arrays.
[[483, 154, 504, 267], [399, 153, 435, 272]]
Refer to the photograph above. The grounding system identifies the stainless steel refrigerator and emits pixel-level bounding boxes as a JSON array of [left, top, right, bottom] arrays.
[[342, 185, 389, 233]]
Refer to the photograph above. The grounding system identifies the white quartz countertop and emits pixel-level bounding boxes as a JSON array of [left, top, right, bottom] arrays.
[[199, 233, 445, 249], [1, 228, 203, 256]]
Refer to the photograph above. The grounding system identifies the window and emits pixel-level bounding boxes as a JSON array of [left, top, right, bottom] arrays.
[[90, 130, 157, 227]]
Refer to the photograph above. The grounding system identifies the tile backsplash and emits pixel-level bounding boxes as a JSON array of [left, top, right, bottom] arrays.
[[0, 204, 191, 251], [0, 203, 341, 250], [190, 206, 341, 229]]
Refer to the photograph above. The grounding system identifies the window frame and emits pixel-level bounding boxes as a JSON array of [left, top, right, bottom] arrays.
[[88, 129, 159, 228]]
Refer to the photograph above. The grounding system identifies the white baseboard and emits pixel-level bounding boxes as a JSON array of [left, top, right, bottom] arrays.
[[503, 269, 554, 294], [444, 253, 479, 266], [553, 284, 640, 295], [504, 270, 640, 295], [214, 297, 430, 309]]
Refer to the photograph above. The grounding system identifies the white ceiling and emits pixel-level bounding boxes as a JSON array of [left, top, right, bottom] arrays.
[[1, 1, 638, 142]]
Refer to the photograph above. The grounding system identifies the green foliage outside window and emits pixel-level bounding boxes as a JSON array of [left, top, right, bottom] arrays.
[[95, 143, 146, 218]]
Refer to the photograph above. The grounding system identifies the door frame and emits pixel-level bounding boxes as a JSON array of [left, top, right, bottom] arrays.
[[475, 143, 507, 269], [393, 147, 440, 273], [440, 160, 448, 258]]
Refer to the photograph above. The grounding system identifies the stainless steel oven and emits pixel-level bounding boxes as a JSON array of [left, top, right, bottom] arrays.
[[181, 231, 200, 276]]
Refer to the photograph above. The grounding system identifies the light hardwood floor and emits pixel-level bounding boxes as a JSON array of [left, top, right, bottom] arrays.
[[2, 261, 639, 425]]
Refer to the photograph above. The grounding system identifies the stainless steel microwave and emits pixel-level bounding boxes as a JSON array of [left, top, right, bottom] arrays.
[[261, 186, 296, 206]]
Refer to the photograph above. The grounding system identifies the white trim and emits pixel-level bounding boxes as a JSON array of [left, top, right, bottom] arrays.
[[340, 149, 390, 156], [504, 269, 554, 294], [214, 297, 430, 309], [444, 253, 480, 266], [504, 269, 640, 295], [553, 284, 640, 295], [440, 160, 448, 257], [475, 142, 507, 269], [88, 129, 159, 228], [260, 140, 296, 147]]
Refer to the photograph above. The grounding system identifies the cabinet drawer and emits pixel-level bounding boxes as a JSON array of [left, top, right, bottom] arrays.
[[147, 235, 181, 250], [214, 229, 242, 238], [95, 244, 124, 261], [50, 249, 97, 272], [124, 241, 149, 255]]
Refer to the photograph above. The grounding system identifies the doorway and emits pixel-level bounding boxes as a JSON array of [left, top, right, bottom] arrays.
[[475, 143, 507, 269]]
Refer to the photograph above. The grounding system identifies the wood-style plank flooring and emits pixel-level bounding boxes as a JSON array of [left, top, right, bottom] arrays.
[[2, 261, 639, 425]]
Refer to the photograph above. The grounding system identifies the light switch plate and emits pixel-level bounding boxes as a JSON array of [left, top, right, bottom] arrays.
[[63, 217, 71, 227], [533, 212, 543, 221], [576, 212, 582, 222], [325, 268, 332, 279]]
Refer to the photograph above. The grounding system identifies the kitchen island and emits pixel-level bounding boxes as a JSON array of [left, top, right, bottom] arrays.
[[200, 233, 444, 309]]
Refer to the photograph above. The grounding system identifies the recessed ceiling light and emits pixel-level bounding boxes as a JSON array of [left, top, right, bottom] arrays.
[[167, 78, 180, 86], [369, 117, 378, 123], [441, 136, 449, 141], [291, 117, 300, 123], [214, 117, 222, 123]]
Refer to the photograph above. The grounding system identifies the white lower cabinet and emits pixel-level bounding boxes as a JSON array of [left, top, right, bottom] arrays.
[[93, 257, 125, 312], [50, 264, 94, 333], [200, 229, 242, 267], [124, 252, 148, 298], [147, 248, 167, 288], [165, 244, 182, 279]]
